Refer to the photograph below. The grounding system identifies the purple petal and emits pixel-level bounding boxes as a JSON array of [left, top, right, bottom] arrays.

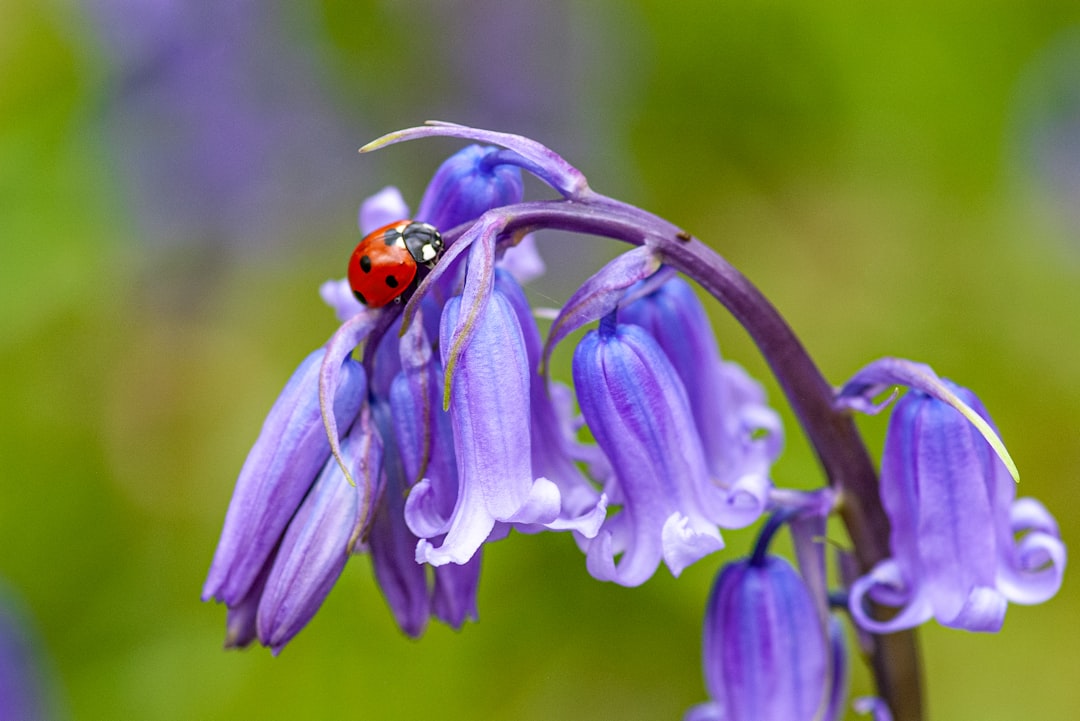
[[359, 186, 409, 235], [366, 312, 405, 400], [204, 348, 366, 606], [878, 390, 924, 585], [319, 313, 379, 486], [224, 554, 272, 649], [701, 469, 771, 530], [704, 556, 827, 721], [824, 617, 850, 721], [0, 591, 54, 721], [853, 697, 895, 721], [661, 513, 725, 578], [944, 586, 1007, 632], [496, 270, 603, 518], [913, 396, 1000, 627], [431, 550, 482, 628], [390, 322, 457, 519], [683, 702, 723, 721], [257, 411, 383, 653], [417, 290, 564, 565], [996, 497, 1066, 604], [319, 278, 366, 322], [368, 400, 430, 638], [414, 144, 523, 231], [362, 121, 589, 199], [848, 559, 933, 634], [403, 478, 451, 538], [574, 323, 722, 586]]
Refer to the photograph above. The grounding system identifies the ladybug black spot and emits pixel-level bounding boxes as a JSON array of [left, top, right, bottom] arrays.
[[359, 255, 372, 273], [383, 229, 401, 246], [385, 275, 399, 289], [353, 290, 368, 305]]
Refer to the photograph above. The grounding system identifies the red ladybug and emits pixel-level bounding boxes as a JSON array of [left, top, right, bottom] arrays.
[[348, 220, 444, 307]]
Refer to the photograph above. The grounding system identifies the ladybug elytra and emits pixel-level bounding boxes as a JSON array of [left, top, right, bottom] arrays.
[[348, 220, 443, 307]]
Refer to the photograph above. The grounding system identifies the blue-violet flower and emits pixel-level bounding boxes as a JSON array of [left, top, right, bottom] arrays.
[[686, 553, 829, 721], [573, 318, 724, 586], [837, 358, 1066, 632]]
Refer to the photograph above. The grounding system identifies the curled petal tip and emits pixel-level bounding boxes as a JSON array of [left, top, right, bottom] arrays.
[[835, 386, 899, 415]]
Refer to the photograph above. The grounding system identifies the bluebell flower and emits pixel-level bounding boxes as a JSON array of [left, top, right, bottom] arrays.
[[495, 270, 606, 522], [203, 347, 367, 610], [414, 144, 525, 232], [573, 319, 724, 586], [207, 122, 1067, 720], [255, 407, 383, 653], [686, 553, 829, 721], [409, 288, 589, 566], [836, 358, 1066, 632], [619, 275, 782, 527]]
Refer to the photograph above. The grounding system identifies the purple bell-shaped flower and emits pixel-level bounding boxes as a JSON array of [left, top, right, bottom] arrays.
[[837, 358, 1066, 632], [573, 317, 724, 586], [687, 554, 828, 721]]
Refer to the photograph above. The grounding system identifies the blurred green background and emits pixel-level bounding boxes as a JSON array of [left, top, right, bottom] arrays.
[[2, 0, 1078, 719]]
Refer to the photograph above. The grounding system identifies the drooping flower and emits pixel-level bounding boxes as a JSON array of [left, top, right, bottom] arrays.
[[202, 347, 367, 610], [255, 406, 383, 653], [686, 554, 828, 721], [836, 357, 1066, 632], [573, 318, 724, 586], [619, 275, 782, 527], [496, 269, 605, 521], [410, 287, 598, 566], [414, 144, 525, 232], [685, 504, 849, 721]]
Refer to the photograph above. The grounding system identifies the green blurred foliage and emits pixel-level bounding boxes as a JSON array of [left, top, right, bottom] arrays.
[[1, 0, 1078, 719]]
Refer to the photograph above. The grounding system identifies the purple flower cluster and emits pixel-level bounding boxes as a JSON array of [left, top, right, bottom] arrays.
[[204, 123, 1066, 719]]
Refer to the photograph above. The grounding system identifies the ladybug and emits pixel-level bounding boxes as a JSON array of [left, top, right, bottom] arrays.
[[348, 220, 444, 307]]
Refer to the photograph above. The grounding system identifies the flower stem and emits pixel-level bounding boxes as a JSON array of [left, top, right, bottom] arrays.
[[483, 196, 924, 721], [750, 509, 796, 567]]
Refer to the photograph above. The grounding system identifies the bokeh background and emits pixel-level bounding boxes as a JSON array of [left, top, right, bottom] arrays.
[[2, 1, 1079, 719]]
